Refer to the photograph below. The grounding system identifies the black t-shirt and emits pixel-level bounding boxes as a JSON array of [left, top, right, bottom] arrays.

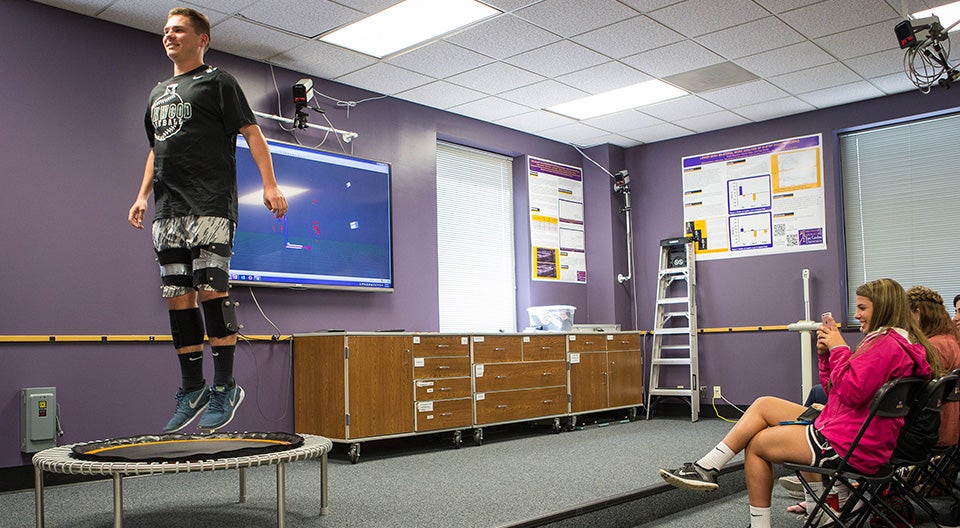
[[145, 65, 257, 223]]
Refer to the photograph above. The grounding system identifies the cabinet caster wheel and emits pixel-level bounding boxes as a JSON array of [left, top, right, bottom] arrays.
[[453, 430, 462, 449], [348, 443, 361, 464], [552, 417, 562, 434], [473, 428, 483, 446], [565, 416, 577, 431], [626, 407, 637, 421]]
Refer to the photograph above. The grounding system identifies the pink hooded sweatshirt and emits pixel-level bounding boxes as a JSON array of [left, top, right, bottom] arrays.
[[815, 327, 933, 473]]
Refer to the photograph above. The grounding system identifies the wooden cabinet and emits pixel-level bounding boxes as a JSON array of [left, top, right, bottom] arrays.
[[568, 333, 643, 413], [412, 335, 472, 432], [473, 334, 568, 425], [293, 333, 414, 441]]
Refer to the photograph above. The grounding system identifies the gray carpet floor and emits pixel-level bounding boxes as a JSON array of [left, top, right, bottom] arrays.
[[2, 415, 956, 527]]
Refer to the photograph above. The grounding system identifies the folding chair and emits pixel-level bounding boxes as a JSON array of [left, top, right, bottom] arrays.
[[784, 377, 927, 528], [883, 373, 959, 525]]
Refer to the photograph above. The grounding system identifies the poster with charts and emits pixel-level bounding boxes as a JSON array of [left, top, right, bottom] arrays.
[[528, 156, 586, 283], [681, 134, 826, 261]]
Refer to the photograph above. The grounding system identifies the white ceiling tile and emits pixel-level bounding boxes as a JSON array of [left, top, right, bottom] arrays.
[[621, 122, 694, 143], [99, 0, 230, 35], [447, 96, 534, 122], [269, 40, 377, 80], [735, 41, 836, 78], [843, 48, 908, 77], [588, 133, 640, 148], [617, 0, 686, 13], [555, 61, 652, 94], [537, 122, 611, 146], [323, 0, 397, 14], [498, 79, 589, 107], [445, 14, 560, 60], [732, 96, 816, 121], [208, 17, 305, 60], [674, 110, 751, 132], [867, 72, 921, 95], [495, 110, 577, 132], [768, 62, 862, 94], [622, 40, 725, 77], [182, 0, 259, 13], [698, 79, 790, 108], [481, 0, 542, 12], [751, 0, 824, 12], [571, 16, 684, 59], [797, 80, 886, 108], [238, 0, 361, 38], [640, 95, 723, 121], [695, 17, 806, 60], [504, 40, 610, 78], [814, 20, 900, 60], [446, 62, 545, 94], [777, 0, 900, 39], [387, 41, 494, 79], [514, 0, 640, 38], [394, 81, 487, 109], [646, 0, 768, 37], [582, 109, 663, 133], [29, 0, 113, 16], [334, 62, 433, 95]]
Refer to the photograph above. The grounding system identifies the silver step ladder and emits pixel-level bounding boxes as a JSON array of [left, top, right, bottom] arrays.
[[646, 237, 699, 421]]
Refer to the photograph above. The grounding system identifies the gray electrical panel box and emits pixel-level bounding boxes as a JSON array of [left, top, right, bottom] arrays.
[[21, 387, 57, 453]]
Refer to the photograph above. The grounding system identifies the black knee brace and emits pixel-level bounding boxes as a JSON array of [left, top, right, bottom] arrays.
[[169, 308, 205, 349], [157, 248, 193, 289], [202, 297, 239, 338], [192, 243, 232, 292]]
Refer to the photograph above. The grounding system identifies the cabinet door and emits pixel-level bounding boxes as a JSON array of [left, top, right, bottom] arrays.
[[608, 349, 643, 408], [569, 351, 607, 413], [346, 336, 415, 439]]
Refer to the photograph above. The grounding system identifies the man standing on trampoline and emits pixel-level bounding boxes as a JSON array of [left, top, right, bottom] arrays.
[[128, 7, 287, 432]]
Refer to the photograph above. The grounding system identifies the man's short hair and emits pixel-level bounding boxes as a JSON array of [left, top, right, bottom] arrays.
[[168, 7, 211, 49]]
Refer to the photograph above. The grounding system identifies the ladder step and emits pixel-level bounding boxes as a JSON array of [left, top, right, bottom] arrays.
[[659, 267, 689, 276], [657, 297, 690, 305], [652, 358, 691, 365], [654, 327, 691, 335], [659, 344, 691, 350], [649, 388, 694, 397], [660, 311, 690, 320]]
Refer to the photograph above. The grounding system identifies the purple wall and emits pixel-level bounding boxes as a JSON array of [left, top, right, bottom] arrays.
[[1, 0, 958, 469]]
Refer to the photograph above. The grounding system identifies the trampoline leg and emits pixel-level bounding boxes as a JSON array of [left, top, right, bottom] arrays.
[[113, 474, 123, 528], [276, 462, 286, 528], [320, 452, 329, 515], [238, 467, 247, 503], [34, 466, 44, 528]]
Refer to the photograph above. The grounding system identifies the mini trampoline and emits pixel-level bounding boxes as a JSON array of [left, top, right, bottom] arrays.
[[32, 432, 332, 528]]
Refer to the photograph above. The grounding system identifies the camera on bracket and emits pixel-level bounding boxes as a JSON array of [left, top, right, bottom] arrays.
[[895, 15, 941, 48]]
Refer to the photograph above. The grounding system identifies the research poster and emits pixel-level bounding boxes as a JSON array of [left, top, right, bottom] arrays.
[[528, 156, 586, 282], [681, 134, 827, 261]]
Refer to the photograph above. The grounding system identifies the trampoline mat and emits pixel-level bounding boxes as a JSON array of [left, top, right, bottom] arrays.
[[71, 432, 304, 463]]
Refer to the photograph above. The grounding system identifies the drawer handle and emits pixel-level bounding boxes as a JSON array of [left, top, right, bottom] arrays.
[[494, 347, 506, 351], [497, 404, 508, 409], [440, 387, 452, 391], [542, 399, 553, 404], [495, 375, 507, 379], [584, 341, 595, 345], [540, 346, 551, 350], [438, 365, 451, 369], [541, 372, 553, 376], [440, 412, 453, 416], [436, 344, 450, 348]]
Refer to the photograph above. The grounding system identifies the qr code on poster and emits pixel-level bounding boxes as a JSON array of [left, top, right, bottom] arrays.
[[774, 224, 786, 236], [786, 234, 798, 246]]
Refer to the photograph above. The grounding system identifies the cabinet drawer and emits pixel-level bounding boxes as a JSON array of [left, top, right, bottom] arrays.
[[566, 334, 607, 353], [415, 398, 472, 431], [606, 333, 641, 351], [474, 361, 565, 392], [412, 335, 470, 357], [415, 377, 471, 401], [472, 335, 522, 363], [475, 386, 567, 424], [522, 335, 567, 361], [414, 356, 470, 378]]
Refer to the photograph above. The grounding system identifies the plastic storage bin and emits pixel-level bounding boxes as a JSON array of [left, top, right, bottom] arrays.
[[526, 305, 576, 332]]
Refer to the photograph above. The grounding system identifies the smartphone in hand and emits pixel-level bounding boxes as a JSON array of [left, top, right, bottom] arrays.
[[821, 311, 833, 325]]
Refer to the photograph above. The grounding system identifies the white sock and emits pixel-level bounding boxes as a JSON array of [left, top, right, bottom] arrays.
[[805, 481, 824, 515], [749, 505, 771, 528], [696, 441, 735, 471]]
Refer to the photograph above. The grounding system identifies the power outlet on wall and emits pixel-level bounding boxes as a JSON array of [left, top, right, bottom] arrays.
[[713, 386, 722, 398], [699, 386, 707, 399]]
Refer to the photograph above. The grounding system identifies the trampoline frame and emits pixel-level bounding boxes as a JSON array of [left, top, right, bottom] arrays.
[[32, 433, 332, 528]]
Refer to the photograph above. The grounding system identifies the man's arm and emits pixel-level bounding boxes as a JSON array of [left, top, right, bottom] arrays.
[[239, 123, 287, 218], [128, 149, 155, 229]]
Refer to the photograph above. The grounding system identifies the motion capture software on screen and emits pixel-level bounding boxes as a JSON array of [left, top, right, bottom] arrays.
[[230, 137, 394, 292]]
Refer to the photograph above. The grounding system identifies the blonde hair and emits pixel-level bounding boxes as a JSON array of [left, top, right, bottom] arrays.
[[856, 279, 941, 376], [908, 284, 960, 345]]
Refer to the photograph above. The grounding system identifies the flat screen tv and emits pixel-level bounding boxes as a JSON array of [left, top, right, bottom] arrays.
[[230, 137, 393, 291]]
